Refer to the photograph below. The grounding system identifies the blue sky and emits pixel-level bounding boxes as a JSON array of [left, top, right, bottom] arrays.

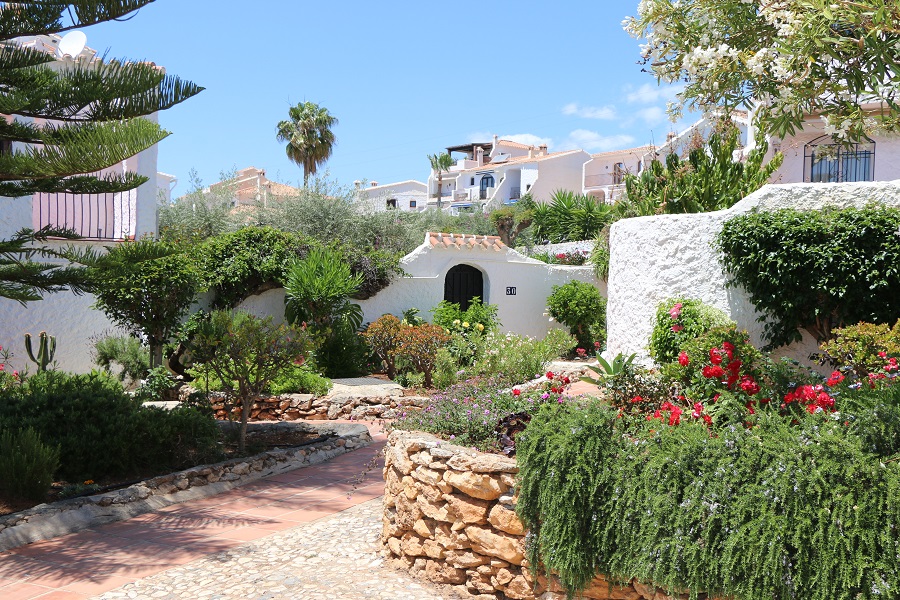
[[85, 0, 685, 195]]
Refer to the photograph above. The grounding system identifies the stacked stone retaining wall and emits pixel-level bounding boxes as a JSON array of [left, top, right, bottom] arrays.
[[383, 431, 710, 600]]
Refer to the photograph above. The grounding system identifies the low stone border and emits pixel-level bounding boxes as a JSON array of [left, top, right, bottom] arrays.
[[383, 430, 706, 600], [0, 421, 372, 552]]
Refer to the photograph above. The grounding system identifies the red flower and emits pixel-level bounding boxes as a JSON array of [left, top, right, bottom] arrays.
[[691, 402, 704, 419], [593, 341, 601, 349], [879, 351, 888, 358], [668, 406, 682, 426], [886, 358, 899, 372], [740, 375, 760, 396], [702, 365, 725, 379], [826, 370, 845, 386], [546, 371, 554, 379], [512, 389, 521, 396], [727, 359, 742, 375], [671, 325, 684, 333], [709, 347, 723, 365], [702, 414, 712, 425], [678, 351, 690, 367], [631, 395, 643, 403], [722, 341, 735, 360]]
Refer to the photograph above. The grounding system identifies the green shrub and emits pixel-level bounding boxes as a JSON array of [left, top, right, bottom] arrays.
[[648, 298, 734, 364], [546, 281, 606, 350], [717, 205, 900, 349], [133, 365, 177, 403], [432, 348, 459, 389], [395, 324, 451, 388], [516, 404, 900, 600], [531, 190, 613, 243], [92, 335, 150, 386], [268, 365, 332, 396], [0, 371, 219, 481], [472, 329, 576, 386], [818, 321, 900, 380], [431, 297, 500, 332], [0, 428, 59, 502]]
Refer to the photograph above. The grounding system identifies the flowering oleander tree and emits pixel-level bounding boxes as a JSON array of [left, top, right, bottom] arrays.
[[624, 0, 900, 140]]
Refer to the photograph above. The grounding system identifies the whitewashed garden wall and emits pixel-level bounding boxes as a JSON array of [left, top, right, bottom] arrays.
[[605, 180, 900, 366]]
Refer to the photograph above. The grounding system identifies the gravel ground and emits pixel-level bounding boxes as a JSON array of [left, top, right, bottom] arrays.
[[91, 499, 465, 600]]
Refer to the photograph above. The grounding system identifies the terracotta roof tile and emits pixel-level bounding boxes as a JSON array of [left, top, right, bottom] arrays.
[[427, 232, 506, 251]]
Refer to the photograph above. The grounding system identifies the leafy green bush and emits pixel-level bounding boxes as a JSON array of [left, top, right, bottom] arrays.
[[531, 190, 612, 243], [517, 403, 900, 600], [471, 329, 576, 386], [0, 427, 59, 502], [717, 205, 900, 349], [818, 321, 900, 380], [363, 315, 402, 379], [268, 365, 332, 396], [395, 324, 450, 388], [0, 371, 220, 481], [649, 298, 734, 364], [546, 281, 606, 350], [431, 297, 500, 332], [133, 365, 178, 403], [92, 335, 150, 386]]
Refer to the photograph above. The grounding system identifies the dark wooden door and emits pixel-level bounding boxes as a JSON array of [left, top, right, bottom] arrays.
[[444, 264, 483, 311]]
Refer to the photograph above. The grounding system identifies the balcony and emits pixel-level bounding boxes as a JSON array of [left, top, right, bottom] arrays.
[[34, 189, 136, 241]]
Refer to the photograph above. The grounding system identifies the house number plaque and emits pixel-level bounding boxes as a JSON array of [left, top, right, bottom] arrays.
[[506, 287, 516, 296]]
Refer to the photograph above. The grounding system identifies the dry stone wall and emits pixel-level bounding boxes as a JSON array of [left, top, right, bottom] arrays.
[[383, 431, 705, 600]]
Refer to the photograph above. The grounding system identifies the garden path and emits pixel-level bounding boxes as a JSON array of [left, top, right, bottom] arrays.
[[0, 422, 461, 600]]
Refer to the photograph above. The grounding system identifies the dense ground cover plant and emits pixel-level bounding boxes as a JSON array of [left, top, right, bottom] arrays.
[[431, 298, 500, 367], [0, 371, 219, 482], [470, 329, 575, 387], [186, 310, 311, 452], [717, 206, 900, 349], [0, 428, 59, 503], [649, 298, 734, 364], [546, 281, 606, 350], [516, 401, 900, 600]]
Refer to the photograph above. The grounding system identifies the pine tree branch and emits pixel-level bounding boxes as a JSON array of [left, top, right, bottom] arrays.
[[0, 1, 155, 41]]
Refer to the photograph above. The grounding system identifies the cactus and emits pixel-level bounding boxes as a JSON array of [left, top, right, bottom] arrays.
[[24, 331, 56, 371]]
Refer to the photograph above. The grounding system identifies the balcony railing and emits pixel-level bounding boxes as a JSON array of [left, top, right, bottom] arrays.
[[34, 190, 135, 240]]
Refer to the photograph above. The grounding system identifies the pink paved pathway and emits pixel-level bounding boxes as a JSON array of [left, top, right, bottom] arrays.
[[0, 422, 387, 600]]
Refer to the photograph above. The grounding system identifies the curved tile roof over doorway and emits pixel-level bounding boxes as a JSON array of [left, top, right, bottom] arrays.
[[427, 232, 506, 251]]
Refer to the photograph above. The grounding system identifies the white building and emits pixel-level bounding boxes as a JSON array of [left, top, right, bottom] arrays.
[[0, 33, 171, 373], [353, 180, 428, 212]]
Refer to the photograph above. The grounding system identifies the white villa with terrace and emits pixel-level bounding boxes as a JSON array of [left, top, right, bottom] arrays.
[[362, 106, 899, 214]]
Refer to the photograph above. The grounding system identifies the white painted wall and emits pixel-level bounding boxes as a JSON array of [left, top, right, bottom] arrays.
[[356, 180, 428, 212], [605, 180, 900, 367], [356, 239, 603, 338], [529, 152, 592, 203], [770, 132, 900, 184]]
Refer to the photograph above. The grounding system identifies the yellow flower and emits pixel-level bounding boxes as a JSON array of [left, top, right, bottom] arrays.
[[453, 319, 461, 326], [462, 321, 470, 328], [475, 323, 485, 331], [84, 480, 95, 485]]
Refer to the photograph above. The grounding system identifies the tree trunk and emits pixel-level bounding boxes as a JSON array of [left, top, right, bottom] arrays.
[[437, 174, 443, 211], [387, 358, 396, 380], [423, 368, 433, 389], [150, 342, 164, 369], [239, 395, 250, 454]]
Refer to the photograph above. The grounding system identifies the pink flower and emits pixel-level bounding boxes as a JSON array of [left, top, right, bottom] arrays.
[[678, 351, 690, 367], [668, 303, 683, 320], [671, 325, 684, 333], [593, 341, 601, 349]]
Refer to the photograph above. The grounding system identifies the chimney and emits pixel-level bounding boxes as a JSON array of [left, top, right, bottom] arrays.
[[353, 180, 362, 189], [538, 144, 548, 156], [370, 181, 378, 187], [475, 146, 484, 167], [492, 134, 498, 148], [528, 147, 534, 159]]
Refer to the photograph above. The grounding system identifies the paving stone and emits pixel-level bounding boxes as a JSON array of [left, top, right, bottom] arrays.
[[91, 499, 465, 600]]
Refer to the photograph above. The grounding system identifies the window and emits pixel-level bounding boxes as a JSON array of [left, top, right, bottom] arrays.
[[409, 200, 417, 208], [386, 198, 397, 209], [470, 177, 475, 185], [613, 162, 625, 185], [804, 135, 875, 183]]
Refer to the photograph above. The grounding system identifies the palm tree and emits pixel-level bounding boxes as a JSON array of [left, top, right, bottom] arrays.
[[276, 102, 338, 187], [428, 152, 454, 211]]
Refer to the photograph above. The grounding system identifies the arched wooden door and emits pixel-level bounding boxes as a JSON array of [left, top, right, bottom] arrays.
[[444, 264, 484, 311]]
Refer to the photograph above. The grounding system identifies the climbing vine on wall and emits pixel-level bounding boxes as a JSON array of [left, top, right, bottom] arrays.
[[716, 205, 900, 349]]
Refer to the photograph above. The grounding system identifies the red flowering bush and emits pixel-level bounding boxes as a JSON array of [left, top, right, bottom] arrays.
[[363, 314, 402, 379], [818, 321, 900, 380], [648, 298, 734, 364]]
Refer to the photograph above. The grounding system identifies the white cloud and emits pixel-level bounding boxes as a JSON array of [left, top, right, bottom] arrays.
[[635, 106, 666, 125], [624, 82, 684, 105], [562, 103, 617, 120], [467, 131, 494, 143], [557, 130, 636, 152]]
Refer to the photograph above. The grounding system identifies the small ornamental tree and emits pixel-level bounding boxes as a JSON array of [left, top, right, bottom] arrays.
[[546, 281, 606, 350], [90, 240, 200, 367], [363, 314, 402, 379], [185, 310, 312, 453], [396, 324, 450, 388]]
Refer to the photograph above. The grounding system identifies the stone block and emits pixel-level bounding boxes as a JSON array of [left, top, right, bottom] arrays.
[[443, 470, 507, 501], [445, 550, 489, 569], [464, 525, 525, 564], [424, 559, 466, 585], [400, 532, 427, 557], [417, 496, 451, 522], [411, 466, 443, 486], [443, 493, 490, 524], [489, 503, 525, 535]]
